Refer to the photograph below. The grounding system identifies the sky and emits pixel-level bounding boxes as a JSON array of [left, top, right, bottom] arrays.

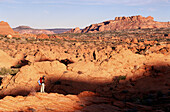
[[0, 0, 170, 29]]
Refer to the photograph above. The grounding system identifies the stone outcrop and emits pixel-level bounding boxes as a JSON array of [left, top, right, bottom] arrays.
[[0, 61, 67, 97], [0, 21, 15, 35], [68, 15, 170, 33], [36, 34, 49, 39], [0, 50, 17, 68], [66, 27, 81, 33], [0, 91, 154, 112]]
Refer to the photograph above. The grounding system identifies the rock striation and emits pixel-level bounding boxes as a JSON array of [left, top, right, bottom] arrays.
[[0, 21, 15, 35], [68, 15, 170, 33]]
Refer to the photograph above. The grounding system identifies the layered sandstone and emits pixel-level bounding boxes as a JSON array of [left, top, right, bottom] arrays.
[[68, 15, 170, 33], [0, 21, 15, 35]]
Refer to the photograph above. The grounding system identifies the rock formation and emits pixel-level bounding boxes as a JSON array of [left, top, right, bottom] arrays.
[[0, 91, 154, 112], [68, 15, 170, 33], [0, 50, 17, 68], [36, 34, 49, 39], [0, 21, 15, 35], [66, 27, 81, 33]]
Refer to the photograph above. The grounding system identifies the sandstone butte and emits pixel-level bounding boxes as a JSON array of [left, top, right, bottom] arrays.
[[0, 21, 15, 35], [67, 15, 170, 33]]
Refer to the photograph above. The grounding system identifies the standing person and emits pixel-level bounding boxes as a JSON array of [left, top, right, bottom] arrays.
[[38, 75, 45, 93]]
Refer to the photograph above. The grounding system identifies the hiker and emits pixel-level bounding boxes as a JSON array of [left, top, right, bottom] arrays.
[[38, 75, 45, 93]]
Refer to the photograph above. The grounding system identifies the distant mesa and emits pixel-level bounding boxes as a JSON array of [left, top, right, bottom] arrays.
[[15, 26, 32, 29], [0, 21, 15, 35], [67, 15, 170, 33], [13, 26, 54, 34], [13, 26, 72, 34]]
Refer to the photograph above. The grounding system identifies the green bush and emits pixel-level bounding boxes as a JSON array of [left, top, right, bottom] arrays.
[[12, 64, 22, 68], [0, 67, 19, 76], [118, 75, 126, 80]]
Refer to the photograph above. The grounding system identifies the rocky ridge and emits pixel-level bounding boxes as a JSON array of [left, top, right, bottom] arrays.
[[67, 15, 170, 33]]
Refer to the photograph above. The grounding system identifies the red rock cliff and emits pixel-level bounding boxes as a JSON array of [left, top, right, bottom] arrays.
[[0, 21, 15, 35], [69, 15, 170, 33]]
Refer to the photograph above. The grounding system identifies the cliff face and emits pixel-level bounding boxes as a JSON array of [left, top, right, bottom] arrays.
[[68, 15, 170, 33], [0, 21, 15, 35]]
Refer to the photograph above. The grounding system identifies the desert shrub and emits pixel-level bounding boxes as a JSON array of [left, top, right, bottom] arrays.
[[0, 67, 19, 76], [9, 69, 19, 75], [12, 37, 20, 40], [118, 75, 126, 80], [78, 59, 83, 61], [4, 39, 10, 43], [12, 64, 22, 68], [0, 34, 4, 37], [113, 75, 126, 88], [167, 39, 170, 41], [156, 43, 161, 46]]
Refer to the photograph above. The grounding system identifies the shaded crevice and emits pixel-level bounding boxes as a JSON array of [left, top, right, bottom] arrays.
[[11, 60, 30, 68], [0, 77, 2, 85], [38, 59, 54, 62], [93, 51, 96, 60], [59, 59, 74, 66]]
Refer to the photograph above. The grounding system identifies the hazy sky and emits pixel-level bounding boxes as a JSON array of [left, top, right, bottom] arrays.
[[0, 0, 170, 29]]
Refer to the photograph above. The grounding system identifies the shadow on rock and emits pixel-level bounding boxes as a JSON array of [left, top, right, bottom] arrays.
[[0, 63, 169, 111]]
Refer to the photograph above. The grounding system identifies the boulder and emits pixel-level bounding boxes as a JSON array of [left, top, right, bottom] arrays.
[[0, 61, 67, 96], [132, 38, 138, 44], [0, 50, 17, 68], [36, 34, 49, 39]]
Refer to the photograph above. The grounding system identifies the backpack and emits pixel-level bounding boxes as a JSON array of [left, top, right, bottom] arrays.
[[38, 77, 42, 85]]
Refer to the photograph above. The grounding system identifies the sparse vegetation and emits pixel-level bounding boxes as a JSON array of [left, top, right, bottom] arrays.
[[112, 75, 127, 88], [118, 75, 126, 80], [0, 67, 19, 76], [12, 64, 22, 68]]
